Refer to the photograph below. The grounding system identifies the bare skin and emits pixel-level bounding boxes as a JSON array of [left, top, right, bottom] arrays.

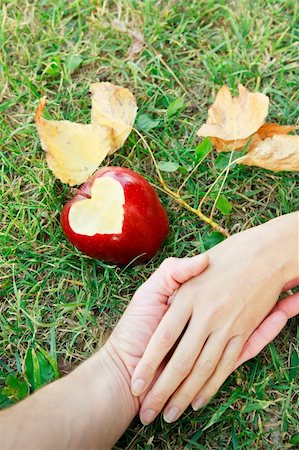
[[132, 212, 299, 425], [0, 213, 298, 448], [0, 255, 208, 450]]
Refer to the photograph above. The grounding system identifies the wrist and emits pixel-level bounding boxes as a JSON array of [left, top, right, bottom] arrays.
[[237, 212, 299, 289], [0, 347, 139, 450], [60, 344, 139, 449], [93, 342, 140, 415], [258, 212, 299, 284]]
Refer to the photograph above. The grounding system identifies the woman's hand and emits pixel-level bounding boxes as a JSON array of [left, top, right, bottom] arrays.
[[236, 279, 299, 368], [106, 254, 209, 398], [131, 213, 299, 424]]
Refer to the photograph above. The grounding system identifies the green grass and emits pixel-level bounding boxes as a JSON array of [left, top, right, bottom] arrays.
[[1, 0, 299, 448]]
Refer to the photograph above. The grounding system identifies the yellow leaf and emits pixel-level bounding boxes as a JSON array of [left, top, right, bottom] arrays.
[[91, 82, 137, 154], [257, 123, 298, 140], [239, 134, 299, 172], [35, 83, 137, 186], [197, 84, 269, 140], [35, 97, 111, 186]]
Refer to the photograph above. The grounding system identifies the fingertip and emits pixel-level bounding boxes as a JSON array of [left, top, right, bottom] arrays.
[[139, 408, 156, 425], [181, 253, 209, 275], [270, 310, 288, 325], [190, 252, 209, 265], [131, 378, 145, 396]]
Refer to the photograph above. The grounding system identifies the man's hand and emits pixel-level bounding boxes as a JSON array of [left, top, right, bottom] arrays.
[[0, 255, 209, 450], [106, 254, 210, 391]]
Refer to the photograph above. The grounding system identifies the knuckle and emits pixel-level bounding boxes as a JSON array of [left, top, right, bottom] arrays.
[[198, 359, 215, 374], [223, 357, 237, 371], [159, 328, 175, 347], [151, 390, 168, 408], [174, 389, 192, 406], [140, 362, 155, 378], [172, 356, 193, 378], [205, 382, 220, 397], [161, 257, 177, 270]]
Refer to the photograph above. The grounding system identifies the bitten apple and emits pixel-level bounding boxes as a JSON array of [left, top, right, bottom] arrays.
[[61, 167, 169, 265]]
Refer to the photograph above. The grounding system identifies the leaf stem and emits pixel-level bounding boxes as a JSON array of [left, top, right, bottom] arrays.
[[198, 155, 244, 213], [209, 151, 234, 220], [176, 148, 213, 195], [134, 128, 230, 237]]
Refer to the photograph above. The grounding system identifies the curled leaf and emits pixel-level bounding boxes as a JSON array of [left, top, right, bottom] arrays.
[[35, 97, 111, 186], [239, 134, 299, 172], [91, 82, 137, 154], [211, 134, 261, 152], [256, 123, 298, 140], [197, 84, 269, 140], [211, 123, 297, 153]]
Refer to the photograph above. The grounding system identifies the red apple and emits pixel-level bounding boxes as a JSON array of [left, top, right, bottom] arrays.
[[61, 167, 169, 265]]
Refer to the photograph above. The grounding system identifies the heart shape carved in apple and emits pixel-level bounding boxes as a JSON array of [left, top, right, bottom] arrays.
[[69, 177, 125, 236]]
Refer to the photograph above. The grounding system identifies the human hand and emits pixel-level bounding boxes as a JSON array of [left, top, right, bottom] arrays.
[[236, 283, 299, 367], [0, 256, 209, 450], [131, 213, 299, 424], [105, 254, 209, 410]]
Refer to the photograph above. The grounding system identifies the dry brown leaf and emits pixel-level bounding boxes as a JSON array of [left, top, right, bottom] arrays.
[[257, 123, 298, 140], [239, 134, 299, 172], [210, 122, 297, 154], [128, 37, 145, 59], [211, 134, 262, 152], [197, 84, 269, 140], [112, 19, 145, 59], [35, 97, 111, 186], [91, 82, 137, 154]]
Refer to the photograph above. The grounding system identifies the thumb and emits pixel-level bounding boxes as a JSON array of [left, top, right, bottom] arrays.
[[153, 254, 209, 295], [139, 254, 209, 299], [167, 253, 210, 284]]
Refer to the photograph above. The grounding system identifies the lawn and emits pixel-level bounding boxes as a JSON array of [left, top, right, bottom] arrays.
[[1, 0, 298, 448]]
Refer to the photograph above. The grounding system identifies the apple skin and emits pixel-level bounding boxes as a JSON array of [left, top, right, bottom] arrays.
[[61, 167, 169, 265]]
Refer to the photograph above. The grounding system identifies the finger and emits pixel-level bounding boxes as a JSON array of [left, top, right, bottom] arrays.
[[160, 331, 230, 423], [272, 291, 299, 318], [281, 277, 299, 292], [131, 299, 192, 397], [134, 254, 209, 303], [147, 254, 209, 295], [192, 293, 299, 407], [138, 316, 211, 424], [236, 292, 299, 368], [140, 330, 228, 425], [190, 335, 245, 411], [235, 311, 287, 368], [166, 254, 209, 284]]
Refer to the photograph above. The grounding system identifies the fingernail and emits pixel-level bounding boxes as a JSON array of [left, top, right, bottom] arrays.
[[131, 378, 145, 396], [192, 396, 205, 411], [163, 406, 180, 423], [140, 408, 156, 425]]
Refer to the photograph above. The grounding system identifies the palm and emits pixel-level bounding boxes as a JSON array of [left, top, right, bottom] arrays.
[[110, 287, 171, 375], [109, 255, 209, 376]]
